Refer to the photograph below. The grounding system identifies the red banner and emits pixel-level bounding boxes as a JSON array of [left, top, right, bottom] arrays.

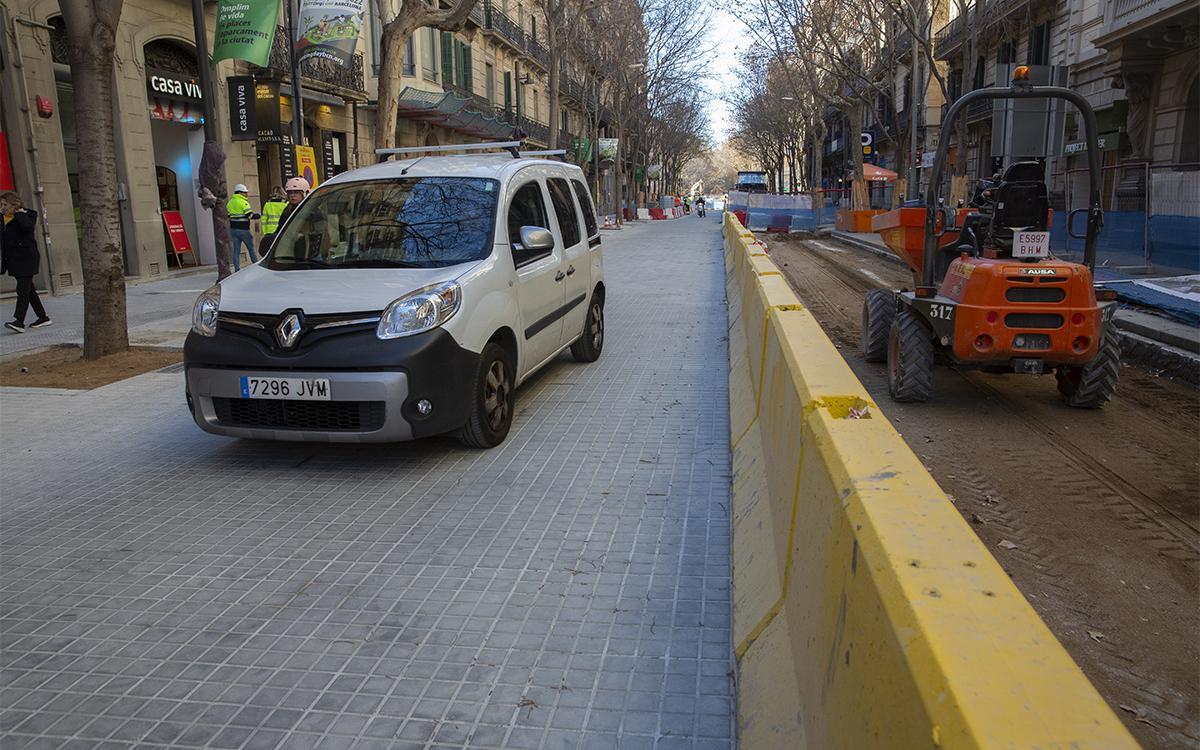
[[162, 210, 193, 253], [0, 132, 13, 191]]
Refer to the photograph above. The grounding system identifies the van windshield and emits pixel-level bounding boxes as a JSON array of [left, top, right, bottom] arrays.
[[266, 177, 499, 270]]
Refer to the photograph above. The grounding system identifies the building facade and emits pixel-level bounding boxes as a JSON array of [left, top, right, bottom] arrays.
[[0, 0, 604, 296]]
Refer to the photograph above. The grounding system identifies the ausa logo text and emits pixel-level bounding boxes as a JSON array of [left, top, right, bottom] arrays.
[[1021, 268, 1059, 275]]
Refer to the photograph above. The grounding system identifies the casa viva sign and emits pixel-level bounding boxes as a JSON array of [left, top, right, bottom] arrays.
[[146, 68, 203, 102]]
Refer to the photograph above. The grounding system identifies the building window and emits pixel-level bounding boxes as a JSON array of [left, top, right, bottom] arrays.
[[422, 28, 438, 81], [533, 89, 539, 122], [486, 63, 496, 103], [973, 55, 985, 90], [1027, 22, 1051, 66], [530, 15, 537, 43], [404, 35, 415, 76], [1180, 76, 1199, 165], [561, 107, 569, 133], [997, 39, 1017, 65]]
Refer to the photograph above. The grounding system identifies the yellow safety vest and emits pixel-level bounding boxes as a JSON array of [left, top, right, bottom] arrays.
[[261, 200, 288, 235]]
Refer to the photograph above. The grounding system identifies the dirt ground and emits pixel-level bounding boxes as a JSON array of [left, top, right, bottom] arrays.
[[767, 235, 1200, 750], [0, 346, 182, 389]]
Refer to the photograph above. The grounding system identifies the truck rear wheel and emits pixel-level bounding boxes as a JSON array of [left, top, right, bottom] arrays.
[[887, 305, 934, 402], [861, 289, 895, 362], [1057, 331, 1120, 408]]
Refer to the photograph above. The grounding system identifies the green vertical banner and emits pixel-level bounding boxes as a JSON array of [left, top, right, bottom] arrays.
[[213, 0, 280, 67], [294, 0, 365, 66]]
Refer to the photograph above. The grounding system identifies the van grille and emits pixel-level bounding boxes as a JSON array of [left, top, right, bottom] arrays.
[[214, 398, 385, 432], [1005, 287, 1066, 303], [1005, 313, 1064, 329]]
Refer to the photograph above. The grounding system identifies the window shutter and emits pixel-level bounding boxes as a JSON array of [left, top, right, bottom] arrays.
[[441, 31, 454, 82], [463, 46, 473, 92], [504, 71, 512, 111]]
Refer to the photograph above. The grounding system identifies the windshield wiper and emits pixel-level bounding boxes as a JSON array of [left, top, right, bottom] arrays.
[[272, 256, 333, 268], [340, 258, 429, 269]]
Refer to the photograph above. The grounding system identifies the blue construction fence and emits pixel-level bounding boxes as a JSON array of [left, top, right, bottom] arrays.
[[726, 191, 834, 232], [1050, 163, 1199, 276]]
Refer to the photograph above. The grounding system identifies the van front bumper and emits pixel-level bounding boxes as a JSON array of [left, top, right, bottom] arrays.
[[183, 325, 479, 442]]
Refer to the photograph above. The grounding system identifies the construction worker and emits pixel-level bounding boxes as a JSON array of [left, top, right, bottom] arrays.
[[226, 183, 260, 271], [258, 187, 288, 257]]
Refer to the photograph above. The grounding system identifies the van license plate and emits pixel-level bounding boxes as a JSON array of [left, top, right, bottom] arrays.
[[1013, 231, 1050, 258], [240, 376, 330, 400]]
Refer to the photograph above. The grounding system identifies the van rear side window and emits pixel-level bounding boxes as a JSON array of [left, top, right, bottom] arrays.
[[570, 179, 598, 237]]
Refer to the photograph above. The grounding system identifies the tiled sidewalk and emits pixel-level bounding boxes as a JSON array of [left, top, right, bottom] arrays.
[[0, 215, 735, 749]]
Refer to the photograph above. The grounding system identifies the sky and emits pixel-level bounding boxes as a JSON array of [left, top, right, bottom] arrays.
[[704, 8, 748, 145]]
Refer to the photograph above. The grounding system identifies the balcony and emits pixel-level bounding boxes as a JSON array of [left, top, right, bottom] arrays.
[[1095, 0, 1195, 48], [476, 2, 551, 69], [254, 26, 366, 96]]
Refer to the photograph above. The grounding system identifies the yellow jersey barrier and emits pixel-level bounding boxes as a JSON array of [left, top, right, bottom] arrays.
[[721, 212, 1139, 749]]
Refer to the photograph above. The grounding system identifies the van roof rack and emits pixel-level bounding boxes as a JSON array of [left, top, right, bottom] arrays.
[[519, 149, 568, 160], [375, 140, 524, 160]]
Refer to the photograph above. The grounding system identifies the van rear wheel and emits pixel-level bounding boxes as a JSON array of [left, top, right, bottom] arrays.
[[570, 297, 604, 362], [459, 343, 514, 448]]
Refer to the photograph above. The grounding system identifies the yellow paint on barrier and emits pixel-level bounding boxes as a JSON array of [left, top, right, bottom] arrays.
[[721, 214, 1141, 749]]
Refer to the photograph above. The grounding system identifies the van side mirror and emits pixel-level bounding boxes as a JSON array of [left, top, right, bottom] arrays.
[[519, 226, 555, 252]]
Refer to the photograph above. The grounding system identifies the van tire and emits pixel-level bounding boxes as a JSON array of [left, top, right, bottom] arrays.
[[570, 296, 604, 362], [458, 343, 514, 448]]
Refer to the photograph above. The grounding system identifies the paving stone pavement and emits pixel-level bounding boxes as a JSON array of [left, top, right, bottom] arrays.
[[0, 215, 735, 750]]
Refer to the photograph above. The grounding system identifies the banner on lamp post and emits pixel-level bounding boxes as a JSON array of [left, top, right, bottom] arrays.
[[598, 138, 618, 161], [227, 76, 256, 141], [294, 0, 365, 67], [213, 0, 280, 67], [255, 79, 287, 143]]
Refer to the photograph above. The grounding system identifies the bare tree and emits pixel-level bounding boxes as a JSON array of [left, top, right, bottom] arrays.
[[57, 0, 128, 359], [374, 0, 477, 154]]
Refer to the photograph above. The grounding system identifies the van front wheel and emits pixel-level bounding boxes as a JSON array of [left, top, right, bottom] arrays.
[[459, 343, 514, 448]]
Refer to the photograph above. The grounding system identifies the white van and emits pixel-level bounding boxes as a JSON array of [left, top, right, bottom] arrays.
[[184, 144, 605, 448]]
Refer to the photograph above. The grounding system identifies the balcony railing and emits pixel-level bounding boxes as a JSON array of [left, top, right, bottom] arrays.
[[476, 2, 551, 69], [255, 25, 366, 95]]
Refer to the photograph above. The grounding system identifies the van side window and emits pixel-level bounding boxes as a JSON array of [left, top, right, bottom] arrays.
[[508, 180, 552, 267], [571, 179, 598, 237], [547, 178, 581, 247]]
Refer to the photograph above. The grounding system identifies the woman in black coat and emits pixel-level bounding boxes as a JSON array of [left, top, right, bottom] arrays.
[[0, 191, 50, 333]]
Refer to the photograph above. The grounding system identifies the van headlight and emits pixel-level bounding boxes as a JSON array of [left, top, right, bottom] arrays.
[[377, 281, 462, 340], [191, 284, 220, 337]]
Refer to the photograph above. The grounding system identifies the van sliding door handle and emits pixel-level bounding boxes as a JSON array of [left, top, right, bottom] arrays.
[[566, 265, 576, 276], [554, 271, 566, 282]]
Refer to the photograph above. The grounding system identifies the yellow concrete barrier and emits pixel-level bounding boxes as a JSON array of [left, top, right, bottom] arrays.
[[721, 212, 1139, 749]]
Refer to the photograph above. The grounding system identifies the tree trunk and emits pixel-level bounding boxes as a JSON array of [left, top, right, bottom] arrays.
[[547, 35, 560, 149], [63, 6, 128, 360], [614, 121, 624, 225], [198, 142, 233, 279], [375, 21, 417, 154]]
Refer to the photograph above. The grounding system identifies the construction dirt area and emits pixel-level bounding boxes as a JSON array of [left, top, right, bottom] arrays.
[[766, 235, 1199, 750]]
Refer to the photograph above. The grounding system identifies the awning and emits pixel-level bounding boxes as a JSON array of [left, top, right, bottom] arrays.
[[861, 163, 899, 182]]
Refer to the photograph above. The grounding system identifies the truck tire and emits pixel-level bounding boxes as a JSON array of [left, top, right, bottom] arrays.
[[458, 343, 515, 448], [1056, 331, 1120, 409], [887, 305, 934, 402], [861, 289, 895, 362]]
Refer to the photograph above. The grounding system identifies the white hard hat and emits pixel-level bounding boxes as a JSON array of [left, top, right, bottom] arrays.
[[233, 183, 249, 194]]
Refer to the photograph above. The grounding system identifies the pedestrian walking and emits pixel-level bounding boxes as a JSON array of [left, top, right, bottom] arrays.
[[226, 183, 260, 271], [258, 187, 288, 258], [1, 191, 51, 334]]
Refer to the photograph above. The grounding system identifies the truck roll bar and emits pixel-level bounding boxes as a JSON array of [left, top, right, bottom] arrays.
[[921, 78, 1105, 286]]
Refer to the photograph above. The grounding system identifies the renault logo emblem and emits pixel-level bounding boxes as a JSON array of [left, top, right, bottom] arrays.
[[275, 313, 302, 349]]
